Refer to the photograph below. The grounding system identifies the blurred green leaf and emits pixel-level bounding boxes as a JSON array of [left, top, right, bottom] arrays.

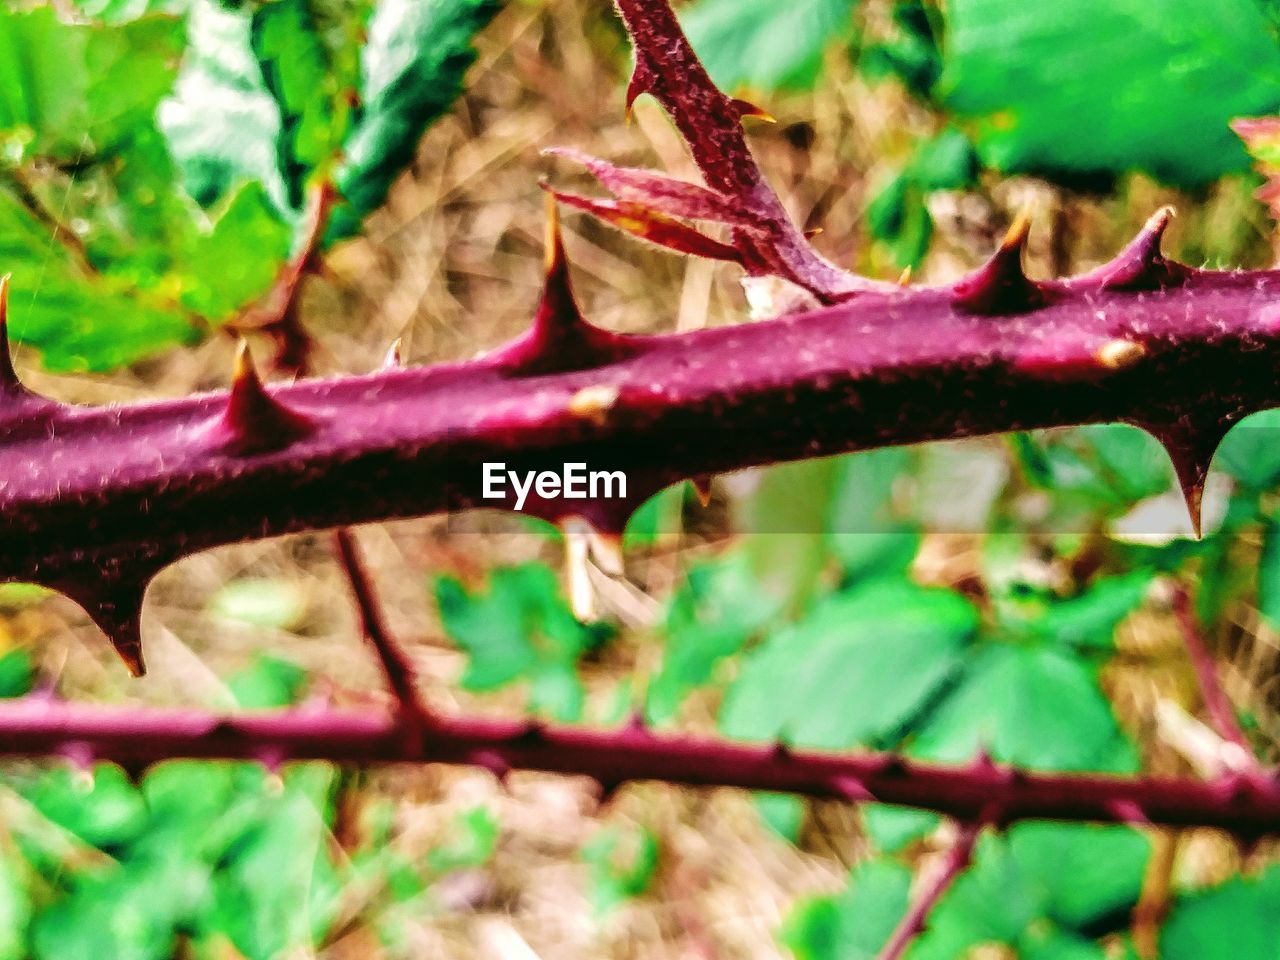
[[0, 649, 34, 699], [1218, 409, 1280, 490], [27, 765, 148, 850], [866, 171, 932, 267], [0, 855, 30, 960], [861, 804, 939, 853], [780, 859, 910, 960], [227, 654, 307, 709], [1009, 570, 1153, 652], [754, 793, 805, 843], [435, 563, 612, 722], [681, 0, 857, 93], [941, 0, 1280, 186], [1260, 514, 1280, 629], [911, 645, 1134, 770], [581, 825, 659, 916], [1160, 866, 1280, 960], [721, 579, 977, 749], [646, 551, 784, 724], [427, 806, 499, 874], [860, 0, 942, 98]]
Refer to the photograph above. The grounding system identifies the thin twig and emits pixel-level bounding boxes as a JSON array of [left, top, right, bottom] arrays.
[[1171, 584, 1259, 774], [875, 820, 983, 960]]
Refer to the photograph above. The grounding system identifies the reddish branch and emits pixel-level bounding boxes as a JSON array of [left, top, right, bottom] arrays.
[[0, 698, 1272, 832], [1171, 585, 1260, 774], [875, 821, 983, 960]]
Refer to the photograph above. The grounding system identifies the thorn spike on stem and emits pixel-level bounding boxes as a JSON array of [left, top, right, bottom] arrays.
[[1081, 206, 1187, 292], [691, 475, 713, 507], [382, 338, 403, 369], [220, 341, 317, 455], [0, 274, 17, 393], [65, 583, 148, 677], [951, 210, 1050, 315], [1145, 420, 1228, 539], [731, 97, 775, 123]]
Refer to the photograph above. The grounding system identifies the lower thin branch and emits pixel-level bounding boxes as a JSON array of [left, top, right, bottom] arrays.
[[876, 820, 983, 960], [1171, 585, 1260, 774], [3, 699, 1279, 833]]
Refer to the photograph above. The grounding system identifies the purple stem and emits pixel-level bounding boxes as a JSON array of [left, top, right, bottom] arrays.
[[875, 821, 983, 960], [7, 699, 1280, 832]]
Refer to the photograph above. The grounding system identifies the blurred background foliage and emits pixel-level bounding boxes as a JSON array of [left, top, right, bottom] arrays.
[[3, 0, 1280, 957]]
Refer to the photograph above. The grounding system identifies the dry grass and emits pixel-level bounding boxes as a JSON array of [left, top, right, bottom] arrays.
[[6, 1, 1280, 957]]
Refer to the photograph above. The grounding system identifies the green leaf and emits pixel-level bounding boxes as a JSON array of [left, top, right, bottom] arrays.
[[865, 171, 933, 268], [427, 805, 499, 873], [581, 825, 659, 916], [1217, 409, 1280, 491], [720, 580, 977, 749], [0, 649, 34, 699], [0, 7, 182, 162], [161, 0, 290, 211], [780, 859, 911, 960], [26, 764, 148, 849], [1014, 570, 1154, 652], [209, 577, 308, 631], [434, 563, 612, 722], [861, 804, 939, 853], [940, 0, 1280, 186], [906, 127, 979, 191], [910, 645, 1133, 771], [860, 0, 942, 99], [0, 855, 30, 960], [203, 787, 342, 959], [330, 0, 500, 240], [1260, 514, 1280, 629], [1160, 866, 1280, 960], [646, 551, 784, 723], [681, 0, 857, 94], [227, 655, 307, 708], [754, 793, 805, 843]]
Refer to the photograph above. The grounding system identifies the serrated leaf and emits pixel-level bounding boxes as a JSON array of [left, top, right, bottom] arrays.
[[910, 645, 1133, 771], [329, 0, 500, 239], [940, 0, 1280, 186], [1160, 865, 1280, 960], [434, 563, 612, 722], [720, 579, 977, 750], [681, 0, 857, 94], [779, 859, 911, 960], [646, 551, 784, 724]]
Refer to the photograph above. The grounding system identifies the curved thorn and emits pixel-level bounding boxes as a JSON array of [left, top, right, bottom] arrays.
[[1079, 206, 1187, 292], [217, 341, 317, 455], [691, 475, 713, 507], [382, 337, 403, 370], [951, 210, 1050, 315], [63, 579, 149, 677]]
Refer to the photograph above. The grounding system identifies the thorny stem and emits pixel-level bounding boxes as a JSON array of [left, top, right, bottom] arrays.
[[875, 820, 983, 960], [1171, 585, 1260, 775], [1, 701, 1277, 831]]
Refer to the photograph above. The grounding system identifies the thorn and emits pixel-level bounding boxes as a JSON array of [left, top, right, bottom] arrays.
[[897, 266, 913, 286], [831, 775, 875, 802], [1145, 419, 1228, 539], [625, 64, 653, 121], [58, 740, 95, 773], [804, 226, 824, 239], [732, 97, 775, 123], [473, 749, 512, 786], [68, 585, 148, 677], [595, 778, 625, 807], [951, 209, 1050, 315], [1105, 799, 1151, 826], [0, 275, 18, 395], [624, 711, 648, 734], [487, 194, 631, 375], [382, 337, 403, 369], [255, 745, 287, 776], [1094, 339, 1146, 371], [219, 341, 317, 455], [690, 475, 713, 508], [1083, 206, 1187, 292]]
